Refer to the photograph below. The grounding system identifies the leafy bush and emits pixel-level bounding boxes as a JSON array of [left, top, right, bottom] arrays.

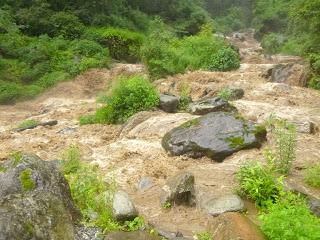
[[207, 47, 240, 71], [141, 20, 239, 79], [94, 76, 159, 124], [260, 196, 320, 240], [304, 164, 320, 188], [61, 145, 119, 232], [261, 33, 286, 54], [83, 27, 144, 62], [237, 162, 280, 207]]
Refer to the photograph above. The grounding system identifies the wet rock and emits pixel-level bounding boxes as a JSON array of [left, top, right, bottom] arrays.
[[0, 154, 80, 240], [209, 212, 265, 240], [228, 88, 245, 100], [105, 231, 162, 240], [270, 63, 310, 87], [203, 195, 245, 216], [188, 97, 237, 115], [160, 172, 196, 207], [58, 127, 78, 135], [293, 121, 315, 134], [112, 190, 138, 222], [15, 120, 58, 132], [75, 226, 102, 240], [137, 177, 153, 192], [309, 197, 320, 217], [162, 112, 266, 162], [160, 94, 180, 113]]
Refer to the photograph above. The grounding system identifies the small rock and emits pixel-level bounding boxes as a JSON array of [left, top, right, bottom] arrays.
[[58, 127, 77, 135], [160, 94, 180, 113], [137, 177, 153, 192], [188, 97, 237, 115], [228, 88, 245, 100], [112, 191, 138, 222], [309, 197, 320, 217], [203, 195, 245, 216], [160, 172, 196, 207], [75, 226, 102, 240], [293, 121, 315, 134]]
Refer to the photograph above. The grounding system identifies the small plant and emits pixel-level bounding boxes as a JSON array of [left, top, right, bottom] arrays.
[[162, 202, 172, 209], [236, 161, 280, 207], [178, 83, 191, 111], [217, 88, 232, 101], [124, 216, 145, 231], [304, 163, 320, 188], [10, 151, 23, 166], [79, 115, 96, 126], [227, 136, 245, 149], [17, 119, 39, 129], [196, 231, 213, 240], [62, 145, 119, 232], [94, 76, 159, 124], [19, 168, 36, 191], [208, 47, 240, 72]]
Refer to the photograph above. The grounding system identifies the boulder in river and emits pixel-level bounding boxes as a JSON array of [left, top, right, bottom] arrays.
[[160, 172, 196, 207], [162, 112, 267, 162], [203, 195, 245, 216], [112, 190, 138, 222], [0, 154, 80, 240], [188, 97, 237, 115], [159, 94, 180, 113]]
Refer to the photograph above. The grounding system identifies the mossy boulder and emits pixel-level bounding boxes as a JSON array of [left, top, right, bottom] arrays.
[[0, 154, 80, 240], [162, 112, 266, 162]]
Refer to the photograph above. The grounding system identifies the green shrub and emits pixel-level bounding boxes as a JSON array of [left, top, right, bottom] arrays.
[[95, 76, 159, 124], [17, 119, 39, 129], [0, 81, 23, 104], [304, 164, 320, 188], [261, 33, 285, 54], [79, 115, 96, 126], [236, 162, 280, 207], [83, 27, 144, 62], [178, 83, 192, 111], [217, 88, 233, 101], [207, 47, 240, 71], [61, 145, 119, 232], [260, 196, 320, 240]]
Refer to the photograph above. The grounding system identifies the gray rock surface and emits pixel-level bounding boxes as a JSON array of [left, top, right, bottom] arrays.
[[228, 88, 245, 100], [0, 154, 80, 240], [162, 112, 266, 162], [137, 177, 153, 192], [105, 231, 162, 240], [188, 97, 237, 115], [309, 197, 320, 217], [203, 195, 245, 216], [270, 63, 310, 87], [112, 190, 138, 222], [160, 172, 196, 207], [160, 94, 180, 113]]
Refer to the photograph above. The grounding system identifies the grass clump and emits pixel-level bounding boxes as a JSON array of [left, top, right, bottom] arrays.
[[178, 83, 192, 111], [19, 168, 36, 191], [217, 88, 233, 101], [93, 76, 159, 124], [304, 164, 320, 188], [10, 151, 23, 166], [124, 217, 145, 232], [17, 119, 39, 129], [61, 145, 119, 232], [196, 231, 213, 240]]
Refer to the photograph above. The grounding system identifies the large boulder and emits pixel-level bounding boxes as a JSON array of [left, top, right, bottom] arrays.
[[203, 195, 245, 216], [162, 112, 266, 162], [159, 94, 180, 113], [188, 97, 237, 115], [160, 172, 196, 207], [0, 154, 80, 240], [270, 63, 310, 87], [112, 190, 138, 222]]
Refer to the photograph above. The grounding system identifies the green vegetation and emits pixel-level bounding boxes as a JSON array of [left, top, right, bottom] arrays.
[[19, 168, 36, 191], [141, 20, 240, 79], [304, 164, 320, 188], [81, 76, 159, 125], [227, 136, 245, 149], [17, 119, 39, 129], [10, 151, 23, 166], [180, 118, 200, 129], [217, 88, 232, 101], [124, 217, 145, 231], [162, 202, 172, 209], [0, 166, 7, 172], [260, 193, 320, 240], [178, 83, 192, 111], [61, 145, 119, 232], [237, 161, 280, 207], [196, 231, 213, 240]]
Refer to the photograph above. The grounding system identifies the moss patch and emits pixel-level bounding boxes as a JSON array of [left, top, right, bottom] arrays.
[[180, 118, 200, 129], [17, 119, 39, 129], [19, 168, 36, 191], [10, 151, 23, 166], [23, 222, 34, 238], [226, 136, 245, 148], [0, 165, 7, 172]]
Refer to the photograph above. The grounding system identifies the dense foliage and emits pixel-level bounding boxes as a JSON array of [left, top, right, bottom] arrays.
[[141, 21, 240, 79]]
